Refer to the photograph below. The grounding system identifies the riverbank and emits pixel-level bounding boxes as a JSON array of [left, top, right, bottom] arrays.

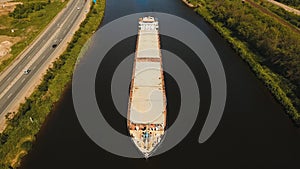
[[183, 0, 300, 125], [0, 0, 105, 168]]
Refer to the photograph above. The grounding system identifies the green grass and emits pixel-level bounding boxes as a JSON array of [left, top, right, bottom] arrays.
[[0, 0, 105, 168], [0, 0, 68, 73]]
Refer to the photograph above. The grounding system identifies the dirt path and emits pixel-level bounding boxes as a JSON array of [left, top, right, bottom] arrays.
[[244, 0, 300, 34], [267, 0, 300, 15]]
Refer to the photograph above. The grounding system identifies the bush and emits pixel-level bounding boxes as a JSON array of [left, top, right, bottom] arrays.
[[9, 2, 48, 19], [0, 133, 9, 145]]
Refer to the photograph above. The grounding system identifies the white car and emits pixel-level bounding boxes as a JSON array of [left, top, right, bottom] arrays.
[[77, 7, 80, 10], [23, 69, 30, 75]]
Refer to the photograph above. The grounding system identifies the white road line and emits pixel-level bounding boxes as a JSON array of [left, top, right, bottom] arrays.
[[7, 77, 11, 81], [7, 93, 12, 99], [0, 72, 23, 100], [21, 78, 25, 83]]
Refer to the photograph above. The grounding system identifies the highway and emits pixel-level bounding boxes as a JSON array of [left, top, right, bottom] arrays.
[[0, 0, 88, 124]]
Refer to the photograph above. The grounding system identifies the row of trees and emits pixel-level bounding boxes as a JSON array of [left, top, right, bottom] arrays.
[[9, 2, 49, 19]]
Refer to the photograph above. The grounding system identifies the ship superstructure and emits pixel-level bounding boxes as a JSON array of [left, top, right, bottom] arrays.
[[127, 16, 167, 158]]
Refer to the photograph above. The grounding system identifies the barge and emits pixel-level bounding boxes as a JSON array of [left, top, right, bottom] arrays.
[[127, 16, 167, 158]]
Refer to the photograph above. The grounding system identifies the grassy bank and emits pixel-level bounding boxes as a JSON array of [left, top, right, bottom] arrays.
[[0, 0, 105, 168], [189, 0, 300, 124], [0, 0, 68, 73]]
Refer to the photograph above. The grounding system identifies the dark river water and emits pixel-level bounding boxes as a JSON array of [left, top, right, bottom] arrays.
[[20, 0, 300, 168]]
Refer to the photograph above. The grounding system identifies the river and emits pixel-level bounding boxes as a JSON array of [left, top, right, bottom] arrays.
[[20, 0, 300, 168]]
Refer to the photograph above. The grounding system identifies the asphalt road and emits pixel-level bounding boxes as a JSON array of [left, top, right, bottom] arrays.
[[0, 0, 87, 115]]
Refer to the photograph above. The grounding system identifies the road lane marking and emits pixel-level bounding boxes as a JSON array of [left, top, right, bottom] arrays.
[[7, 93, 12, 99]]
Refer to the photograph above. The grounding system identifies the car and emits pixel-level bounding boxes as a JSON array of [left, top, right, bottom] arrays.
[[52, 44, 58, 48], [77, 7, 80, 10], [23, 69, 30, 75]]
